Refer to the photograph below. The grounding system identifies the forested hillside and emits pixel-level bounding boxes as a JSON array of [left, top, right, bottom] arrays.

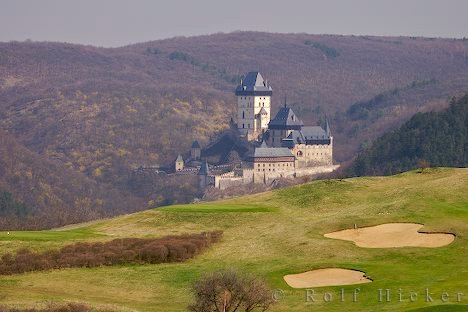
[[0, 131, 143, 230], [1, 32, 468, 227], [350, 95, 468, 176]]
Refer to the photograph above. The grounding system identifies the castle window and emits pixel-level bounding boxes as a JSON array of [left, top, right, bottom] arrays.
[[242, 111, 245, 119], [242, 123, 245, 128]]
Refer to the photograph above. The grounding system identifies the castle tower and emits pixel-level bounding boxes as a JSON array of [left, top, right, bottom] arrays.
[[198, 160, 210, 189], [191, 140, 201, 160], [175, 154, 184, 171], [235, 72, 272, 141], [268, 103, 304, 147]]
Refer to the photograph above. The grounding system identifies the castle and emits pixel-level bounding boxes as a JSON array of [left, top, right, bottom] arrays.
[[197, 71, 338, 190], [235, 72, 272, 141]]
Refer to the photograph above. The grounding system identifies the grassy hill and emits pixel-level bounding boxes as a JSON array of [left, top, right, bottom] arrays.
[[1, 33, 468, 216], [0, 168, 466, 311]]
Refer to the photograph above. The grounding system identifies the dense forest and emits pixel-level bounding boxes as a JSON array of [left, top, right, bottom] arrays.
[[350, 95, 468, 176], [0, 130, 143, 230], [1, 32, 468, 229]]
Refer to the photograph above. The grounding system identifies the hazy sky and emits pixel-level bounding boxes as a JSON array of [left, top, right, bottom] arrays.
[[1, 0, 467, 47]]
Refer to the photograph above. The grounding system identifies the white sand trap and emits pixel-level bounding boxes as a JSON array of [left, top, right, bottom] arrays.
[[284, 268, 372, 288], [324, 223, 455, 248]]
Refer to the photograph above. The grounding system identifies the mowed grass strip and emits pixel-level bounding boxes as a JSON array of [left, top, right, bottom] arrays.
[[0, 227, 101, 242], [158, 203, 277, 213]]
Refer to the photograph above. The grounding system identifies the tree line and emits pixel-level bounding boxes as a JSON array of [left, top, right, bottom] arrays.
[[349, 94, 467, 176]]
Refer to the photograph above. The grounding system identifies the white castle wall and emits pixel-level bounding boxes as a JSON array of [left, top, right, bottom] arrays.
[[237, 95, 271, 139]]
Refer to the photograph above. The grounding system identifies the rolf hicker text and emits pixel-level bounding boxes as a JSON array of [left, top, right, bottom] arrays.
[[304, 288, 464, 303]]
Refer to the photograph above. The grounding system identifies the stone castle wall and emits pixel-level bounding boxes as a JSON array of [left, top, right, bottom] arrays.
[[213, 168, 255, 190], [207, 164, 339, 190], [291, 141, 333, 168]]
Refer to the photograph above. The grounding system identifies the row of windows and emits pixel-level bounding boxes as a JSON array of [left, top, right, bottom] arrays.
[[257, 163, 292, 167], [240, 103, 267, 108], [297, 151, 328, 157], [298, 145, 330, 148], [239, 97, 268, 100]]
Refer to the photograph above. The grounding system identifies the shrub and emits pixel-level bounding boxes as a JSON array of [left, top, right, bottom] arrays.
[[0, 231, 222, 275]]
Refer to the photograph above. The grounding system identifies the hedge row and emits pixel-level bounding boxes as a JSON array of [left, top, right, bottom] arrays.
[[0, 231, 222, 275]]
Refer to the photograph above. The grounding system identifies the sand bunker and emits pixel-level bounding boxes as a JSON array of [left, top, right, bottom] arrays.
[[284, 268, 372, 288], [324, 223, 455, 248]]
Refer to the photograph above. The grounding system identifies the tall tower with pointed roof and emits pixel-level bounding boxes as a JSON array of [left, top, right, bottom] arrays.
[[235, 71, 272, 141]]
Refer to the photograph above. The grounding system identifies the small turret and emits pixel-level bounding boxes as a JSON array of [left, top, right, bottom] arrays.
[[198, 160, 210, 176], [175, 154, 184, 171], [198, 160, 210, 190]]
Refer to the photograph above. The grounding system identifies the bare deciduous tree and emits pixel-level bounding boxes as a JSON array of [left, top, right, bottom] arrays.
[[188, 270, 275, 312]]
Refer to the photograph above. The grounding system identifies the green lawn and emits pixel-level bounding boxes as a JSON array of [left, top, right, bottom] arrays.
[[0, 168, 467, 311]]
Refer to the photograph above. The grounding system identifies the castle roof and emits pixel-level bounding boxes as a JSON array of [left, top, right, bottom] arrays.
[[191, 140, 201, 148], [283, 126, 331, 146], [198, 160, 210, 175], [235, 72, 273, 96], [268, 106, 304, 129], [175, 154, 183, 162], [253, 146, 294, 158]]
